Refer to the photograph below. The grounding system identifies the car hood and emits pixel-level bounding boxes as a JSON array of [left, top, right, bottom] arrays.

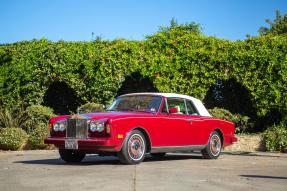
[[49, 111, 155, 123]]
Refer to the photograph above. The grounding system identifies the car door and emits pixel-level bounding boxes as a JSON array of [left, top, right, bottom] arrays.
[[158, 97, 197, 146], [185, 99, 207, 145]]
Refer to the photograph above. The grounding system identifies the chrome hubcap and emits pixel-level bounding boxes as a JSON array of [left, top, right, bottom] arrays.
[[128, 134, 145, 161], [210, 135, 221, 156]]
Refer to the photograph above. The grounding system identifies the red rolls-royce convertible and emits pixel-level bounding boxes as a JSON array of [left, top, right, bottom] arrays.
[[45, 93, 237, 164]]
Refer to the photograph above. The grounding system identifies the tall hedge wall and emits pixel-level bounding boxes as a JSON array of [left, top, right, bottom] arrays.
[[0, 27, 287, 124]]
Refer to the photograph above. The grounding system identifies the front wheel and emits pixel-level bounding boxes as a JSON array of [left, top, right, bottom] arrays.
[[59, 149, 86, 163], [201, 131, 222, 159], [118, 130, 146, 165]]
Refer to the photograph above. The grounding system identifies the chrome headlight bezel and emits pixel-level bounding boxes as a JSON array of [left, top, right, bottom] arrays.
[[89, 119, 107, 133], [96, 122, 105, 132], [59, 123, 66, 131], [53, 121, 66, 132], [53, 123, 59, 131], [90, 122, 98, 132]]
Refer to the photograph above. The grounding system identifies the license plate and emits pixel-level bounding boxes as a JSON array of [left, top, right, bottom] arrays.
[[65, 139, 78, 150]]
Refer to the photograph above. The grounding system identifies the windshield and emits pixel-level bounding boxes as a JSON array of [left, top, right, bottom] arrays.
[[108, 95, 162, 113]]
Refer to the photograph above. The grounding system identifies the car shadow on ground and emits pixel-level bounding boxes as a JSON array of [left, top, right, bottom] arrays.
[[240, 175, 287, 180], [14, 153, 203, 166], [222, 151, 286, 158]]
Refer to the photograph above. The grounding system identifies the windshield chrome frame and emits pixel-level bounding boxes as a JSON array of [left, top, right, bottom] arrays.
[[108, 95, 163, 113]]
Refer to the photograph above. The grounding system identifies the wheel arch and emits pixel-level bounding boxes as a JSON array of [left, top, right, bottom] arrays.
[[118, 126, 152, 153], [128, 127, 152, 153], [213, 128, 224, 146]]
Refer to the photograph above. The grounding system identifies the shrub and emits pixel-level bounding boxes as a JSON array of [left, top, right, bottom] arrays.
[[23, 105, 55, 132], [0, 106, 29, 129], [27, 125, 50, 149], [208, 107, 251, 133], [0, 105, 53, 150], [78, 102, 105, 113], [0, 105, 54, 131], [208, 107, 236, 122], [233, 114, 251, 133], [0, 128, 28, 150], [264, 122, 287, 152]]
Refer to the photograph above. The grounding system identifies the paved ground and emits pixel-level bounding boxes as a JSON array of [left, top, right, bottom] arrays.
[[0, 150, 286, 191]]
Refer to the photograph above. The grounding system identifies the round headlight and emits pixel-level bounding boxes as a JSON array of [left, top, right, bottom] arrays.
[[59, 123, 66, 132], [53, 123, 59, 131], [96, 123, 105, 132], [90, 123, 97, 132]]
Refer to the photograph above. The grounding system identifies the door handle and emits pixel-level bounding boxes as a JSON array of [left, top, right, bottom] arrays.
[[186, 119, 193, 123]]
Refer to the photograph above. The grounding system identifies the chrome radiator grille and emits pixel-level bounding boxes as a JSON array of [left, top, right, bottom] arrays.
[[66, 119, 88, 138]]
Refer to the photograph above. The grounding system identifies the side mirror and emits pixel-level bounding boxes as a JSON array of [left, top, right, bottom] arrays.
[[169, 107, 178, 114]]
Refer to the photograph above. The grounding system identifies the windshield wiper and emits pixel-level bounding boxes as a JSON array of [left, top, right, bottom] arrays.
[[137, 110, 154, 113], [107, 109, 136, 112], [121, 109, 137, 112], [124, 109, 156, 113]]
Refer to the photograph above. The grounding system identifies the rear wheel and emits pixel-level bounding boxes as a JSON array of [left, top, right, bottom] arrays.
[[201, 131, 222, 159], [118, 130, 146, 165], [59, 149, 86, 163]]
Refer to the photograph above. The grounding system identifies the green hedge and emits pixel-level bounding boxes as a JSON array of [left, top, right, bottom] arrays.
[[0, 24, 287, 128]]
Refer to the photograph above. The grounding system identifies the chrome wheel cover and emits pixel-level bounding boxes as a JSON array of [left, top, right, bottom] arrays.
[[128, 134, 145, 161], [210, 134, 221, 156]]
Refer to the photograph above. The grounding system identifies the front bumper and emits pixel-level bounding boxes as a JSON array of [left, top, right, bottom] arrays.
[[44, 137, 117, 152]]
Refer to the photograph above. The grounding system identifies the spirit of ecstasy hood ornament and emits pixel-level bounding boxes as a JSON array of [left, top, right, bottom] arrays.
[[70, 107, 85, 119]]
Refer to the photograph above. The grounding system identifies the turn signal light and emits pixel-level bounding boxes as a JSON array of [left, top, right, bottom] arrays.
[[106, 124, 111, 134], [117, 134, 123, 139]]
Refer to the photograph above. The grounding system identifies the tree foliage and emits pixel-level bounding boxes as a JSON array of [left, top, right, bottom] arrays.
[[259, 10, 287, 35]]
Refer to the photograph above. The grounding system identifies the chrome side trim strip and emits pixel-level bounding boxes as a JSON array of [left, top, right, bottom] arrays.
[[151, 145, 206, 153]]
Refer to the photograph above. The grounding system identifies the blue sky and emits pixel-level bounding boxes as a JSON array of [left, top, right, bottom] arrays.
[[1, 0, 286, 43]]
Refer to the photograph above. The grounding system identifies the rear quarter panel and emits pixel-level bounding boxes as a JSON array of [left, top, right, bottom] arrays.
[[201, 118, 235, 147]]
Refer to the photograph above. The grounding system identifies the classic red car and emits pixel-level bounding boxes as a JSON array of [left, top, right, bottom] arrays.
[[45, 93, 237, 164]]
